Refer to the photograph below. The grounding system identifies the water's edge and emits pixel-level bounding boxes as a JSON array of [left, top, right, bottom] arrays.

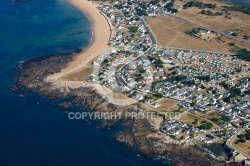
[[14, 49, 239, 166]]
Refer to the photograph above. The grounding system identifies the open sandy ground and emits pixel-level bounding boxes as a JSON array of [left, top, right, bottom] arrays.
[[145, 16, 250, 53], [176, 0, 250, 32]]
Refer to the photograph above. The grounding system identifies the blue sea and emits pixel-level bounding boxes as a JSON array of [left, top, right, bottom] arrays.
[[225, 0, 250, 6], [0, 0, 168, 165]]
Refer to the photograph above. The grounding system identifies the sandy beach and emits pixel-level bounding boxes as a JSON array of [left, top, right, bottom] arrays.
[[47, 0, 111, 81], [45, 0, 136, 106]]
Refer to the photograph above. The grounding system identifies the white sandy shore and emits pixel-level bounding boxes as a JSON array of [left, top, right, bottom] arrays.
[[47, 0, 111, 81]]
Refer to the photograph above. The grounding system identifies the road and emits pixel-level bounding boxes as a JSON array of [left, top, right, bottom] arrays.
[[114, 16, 156, 74], [226, 128, 250, 157], [106, 6, 241, 104], [166, 46, 235, 55], [116, 73, 185, 102], [113, 15, 197, 103], [140, 17, 157, 45], [108, 6, 250, 158]]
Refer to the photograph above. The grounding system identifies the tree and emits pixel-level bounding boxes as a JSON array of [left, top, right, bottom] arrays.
[[199, 122, 213, 130], [229, 43, 236, 46], [183, 1, 216, 9], [103, 59, 109, 63], [239, 138, 246, 143], [243, 35, 249, 40], [164, 0, 175, 9], [220, 81, 230, 90], [185, 28, 201, 36], [192, 118, 198, 125], [245, 133, 250, 140], [196, 75, 211, 82], [236, 48, 250, 61], [237, 134, 245, 139], [201, 10, 206, 14], [223, 4, 250, 15], [221, 115, 230, 122], [232, 88, 241, 95], [150, 0, 160, 5], [223, 97, 231, 103], [211, 117, 219, 123], [153, 92, 163, 98], [212, 89, 217, 94], [190, 102, 196, 107], [139, 68, 146, 73]]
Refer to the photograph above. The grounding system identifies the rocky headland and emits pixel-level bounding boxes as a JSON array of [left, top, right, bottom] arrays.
[[14, 52, 241, 166]]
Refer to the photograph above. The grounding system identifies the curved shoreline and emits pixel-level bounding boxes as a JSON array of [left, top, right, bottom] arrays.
[[14, 1, 241, 165], [47, 0, 111, 81]]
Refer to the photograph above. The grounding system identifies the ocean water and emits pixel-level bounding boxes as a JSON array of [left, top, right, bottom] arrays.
[[0, 0, 167, 165], [224, 0, 250, 6]]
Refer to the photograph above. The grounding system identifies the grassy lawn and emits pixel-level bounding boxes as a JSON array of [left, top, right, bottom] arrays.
[[179, 112, 219, 129], [195, 111, 230, 125]]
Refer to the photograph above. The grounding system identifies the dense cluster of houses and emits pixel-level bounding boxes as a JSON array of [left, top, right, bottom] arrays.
[[161, 119, 199, 139], [85, 1, 250, 154], [172, 50, 250, 113], [98, 1, 151, 51], [89, 42, 250, 124], [135, 0, 182, 16], [176, 51, 250, 82]]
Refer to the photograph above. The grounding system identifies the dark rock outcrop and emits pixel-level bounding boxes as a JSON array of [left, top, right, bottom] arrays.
[[15, 53, 241, 166]]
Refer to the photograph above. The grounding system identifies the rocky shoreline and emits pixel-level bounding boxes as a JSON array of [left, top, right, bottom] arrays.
[[14, 52, 240, 166]]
